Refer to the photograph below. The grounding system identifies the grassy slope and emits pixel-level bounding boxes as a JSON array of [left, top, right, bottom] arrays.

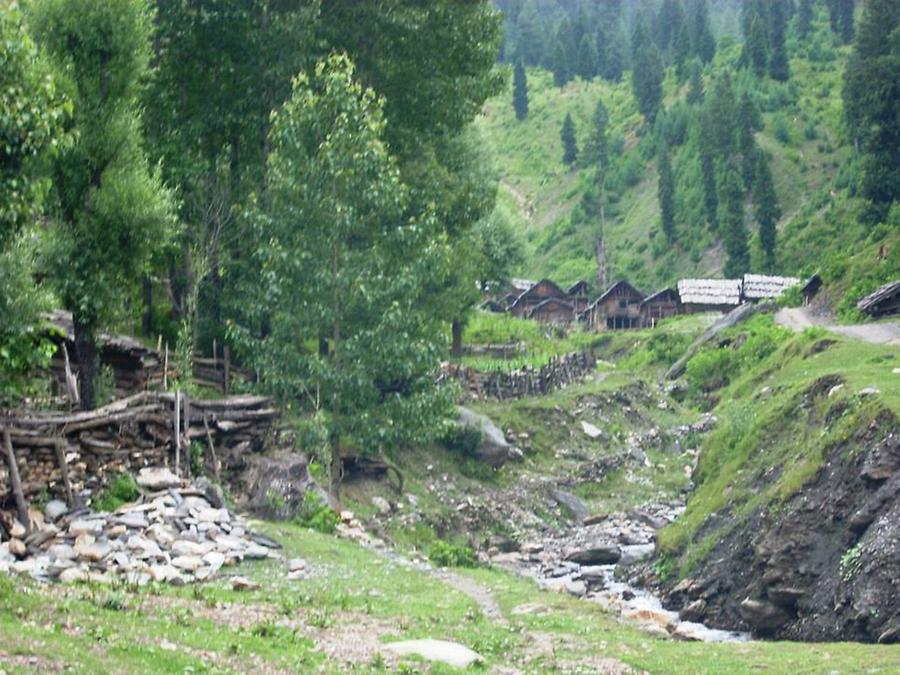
[[3, 522, 900, 674], [476, 41, 900, 306], [656, 316, 900, 576]]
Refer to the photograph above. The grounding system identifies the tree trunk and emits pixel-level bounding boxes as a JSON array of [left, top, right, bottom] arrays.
[[329, 437, 342, 500], [73, 314, 98, 411], [451, 318, 464, 357], [142, 275, 153, 335]]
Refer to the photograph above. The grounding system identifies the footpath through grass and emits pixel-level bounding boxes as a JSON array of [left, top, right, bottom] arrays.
[[2, 521, 899, 673]]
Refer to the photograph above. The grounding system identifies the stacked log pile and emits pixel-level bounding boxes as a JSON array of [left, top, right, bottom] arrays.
[[0, 392, 277, 510], [440, 350, 596, 400]]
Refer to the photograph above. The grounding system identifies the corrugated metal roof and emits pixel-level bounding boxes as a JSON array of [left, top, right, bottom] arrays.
[[677, 278, 742, 305], [742, 274, 801, 299]]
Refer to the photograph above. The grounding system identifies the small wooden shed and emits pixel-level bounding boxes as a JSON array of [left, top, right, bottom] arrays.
[[677, 278, 742, 314], [857, 280, 900, 318], [509, 279, 568, 318], [527, 298, 576, 324], [582, 280, 646, 330], [801, 274, 822, 306], [641, 288, 682, 327]]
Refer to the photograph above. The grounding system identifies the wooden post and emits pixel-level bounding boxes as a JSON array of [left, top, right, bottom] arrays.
[[223, 345, 231, 396], [54, 439, 74, 506], [174, 389, 181, 476], [183, 392, 191, 477], [2, 429, 30, 535], [163, 342, 169, 390], [203, 415, 220, 480], [212, 339, 217, 368]]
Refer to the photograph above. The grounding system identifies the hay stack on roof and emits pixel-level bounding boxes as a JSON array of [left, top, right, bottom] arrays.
[[742, 274, 800, 300], [677, 278, 742, 306]]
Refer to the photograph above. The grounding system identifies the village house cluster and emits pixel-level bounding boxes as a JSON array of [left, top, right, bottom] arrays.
[[484, 273, 814, 330]]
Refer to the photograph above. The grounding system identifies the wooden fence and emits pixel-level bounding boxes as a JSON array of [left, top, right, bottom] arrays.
[[440, 350, 596, 400]]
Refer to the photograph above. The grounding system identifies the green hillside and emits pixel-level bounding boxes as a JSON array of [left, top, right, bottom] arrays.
[[477, 27, 898, 311]]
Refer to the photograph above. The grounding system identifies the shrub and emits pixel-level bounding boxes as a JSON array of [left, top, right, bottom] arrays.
[[440, 424, 481, 459], [93, 473, 140, 512], [293, 491, 340, 534], [427, 540, 478, 568]]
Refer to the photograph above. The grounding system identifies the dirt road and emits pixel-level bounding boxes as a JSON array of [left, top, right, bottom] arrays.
[[775, 307, 900, 346]]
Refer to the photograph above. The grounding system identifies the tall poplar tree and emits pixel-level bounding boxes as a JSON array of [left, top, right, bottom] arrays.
[[30, 0, 175, 409], [513, 59, 529, 120], [246, 55, 451, 495]]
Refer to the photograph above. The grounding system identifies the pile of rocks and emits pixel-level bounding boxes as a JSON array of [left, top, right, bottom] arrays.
[[0, 468, 283, 586]]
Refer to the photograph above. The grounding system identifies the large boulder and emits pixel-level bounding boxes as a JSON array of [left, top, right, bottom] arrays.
[[565, 542, 621, 565], [243, 452, 322, 520], [455, 407, 516, 468]]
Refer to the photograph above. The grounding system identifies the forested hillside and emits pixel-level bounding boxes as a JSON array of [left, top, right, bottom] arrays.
[[479, 0, 898, 313]]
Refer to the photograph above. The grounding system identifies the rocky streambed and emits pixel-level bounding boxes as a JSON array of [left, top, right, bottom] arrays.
[[490, 502, 749, 643], [0, 467, 309, 587]]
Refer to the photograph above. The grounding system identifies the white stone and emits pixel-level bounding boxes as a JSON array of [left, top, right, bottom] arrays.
[[371, 497, 392, 516], [48, 544, 76, 560], [382, 639, 483, 669], [171, 555, 203, 571], [171, 540, 205, 557], [45, 500, 69, 521], [69, 519, 103, 537], [581, 421, 604, 439], [231, 575, 260, 591], [243, 544, 269, 560], [136, 467, 181, 491], [9, 520, 26, 538], [59, 566, 86, 583], [288, 558, 307, 572]]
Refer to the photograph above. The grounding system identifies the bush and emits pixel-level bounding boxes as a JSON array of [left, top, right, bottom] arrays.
[[93, 473, 140, 512], [773, 114, 792, 144], [427, 540, 478, 568], [440, 424, 481, 459], [293, 491, 340, 534]]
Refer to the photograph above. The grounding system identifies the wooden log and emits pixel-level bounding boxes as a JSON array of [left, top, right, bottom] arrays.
[[54, 439, 74, 506], [223, 346, 231, 396], [2, 429, 30, 534], [174, 389, 181, 477]]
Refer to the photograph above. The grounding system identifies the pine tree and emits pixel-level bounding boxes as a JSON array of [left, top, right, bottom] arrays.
[[718, 158, 750, 277], [673, 21, 692, 79], [632, 22, 665, 123], [30, 0, 175, 409], [516, 0, 544, 66], [561, 113, 578, 166], [687, 60, 705, 105], [658, 147, 677, 242], [699, 114, 719, 231], [551, 20, 573, 88], [744, 12, 770, 77], [583, 100, 609, 180], [577, 33, 598, 80], [705, 71, 737, 160], [737, 92, 762, 188], [843, 0, 900, 220], [513, 59, 528, 120], [690, 0, 717, 63], [603, 29, 627, 82], [828, 0, 856, 44], [798, 0, 814, 39], [769, 1, 791, 81], [753, 152, 781, 271]]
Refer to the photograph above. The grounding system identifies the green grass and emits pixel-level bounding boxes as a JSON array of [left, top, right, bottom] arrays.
[[4, 523, 899, 673], [657, 317, 900, 576]]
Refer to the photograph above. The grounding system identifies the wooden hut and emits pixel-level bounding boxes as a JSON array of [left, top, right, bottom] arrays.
[[742, 274, 800, 301], [857, 280, 900, 318], [641, 288, 682, 327], [801, 274, 822, 306], [566, 280, 592, 313], [677, 279, 742, 314], [508, 279, 568, 318], [43, 310, 164, 396], [527, 298, 575, 324], [581, 280, 645, 330], [501, 278, 536, 310]]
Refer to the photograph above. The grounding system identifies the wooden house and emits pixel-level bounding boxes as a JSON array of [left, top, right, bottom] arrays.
[[508, 279, 568, 318], [527, 298, 576, 324], [857, 280, 900, 318], [677, 278, 742, 314], [640, 288, 682, 327], [501, 278, 536, 310], [801, 274, 822, 306], [742, 274, 800, 301], [581, 280, 646, 330], [566, 280, 592, 313]]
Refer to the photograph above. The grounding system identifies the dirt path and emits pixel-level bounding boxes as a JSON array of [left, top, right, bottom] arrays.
[[775, 307, 900, 346], [432, 568, 507, 625]]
